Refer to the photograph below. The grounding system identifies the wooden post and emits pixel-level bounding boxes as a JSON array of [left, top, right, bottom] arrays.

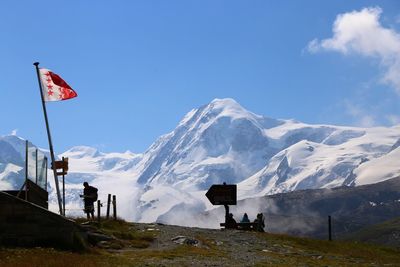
[[25, 140, 28, 201], [328, 215, 332, 241], [35, 148, 38, 184], [44, 157, 48, 190], [97, 200, 101, 223], [62, 157, 65, 216], [62, 174, 65, 216], [224, 204, 229, 226], [113, 195, 117, 220], [106, 194, 111, 219]]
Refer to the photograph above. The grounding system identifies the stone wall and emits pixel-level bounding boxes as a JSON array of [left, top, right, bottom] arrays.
[[0, 191, 86, 250]]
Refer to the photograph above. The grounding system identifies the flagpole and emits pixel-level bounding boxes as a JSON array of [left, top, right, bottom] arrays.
[[33, 62, 63, 215]]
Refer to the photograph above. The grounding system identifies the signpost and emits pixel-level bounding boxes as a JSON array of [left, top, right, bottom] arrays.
[[51, 157, 69, 216], [51, 158, 69, 176], [206, 183, 237, 226], [205, 184, 237, 205]]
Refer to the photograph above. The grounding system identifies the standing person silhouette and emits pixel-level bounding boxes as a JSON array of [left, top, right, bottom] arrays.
[[80, 182, 98, 220]]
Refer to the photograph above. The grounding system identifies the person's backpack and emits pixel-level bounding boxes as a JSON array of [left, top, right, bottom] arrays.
[[93, 187, 98, 201], [90, 186, 98, 201]]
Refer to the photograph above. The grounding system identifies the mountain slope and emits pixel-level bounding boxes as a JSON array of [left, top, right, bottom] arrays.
[[0, 135, 32, 190], [132, 98, 400, 222], [56, 146, 143, 220], [239, 126, 400, 198], [205, 176, 400, 239], [134, 98, 282, 189], [353, 146, 400, 186], [344, 216, 400, 248], [1, 98, 400, 225]]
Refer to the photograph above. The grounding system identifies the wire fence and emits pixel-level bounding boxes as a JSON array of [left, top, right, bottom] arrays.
[[63, 194, 118, 221], [26, 141, 48, 190], [0, 139, 48, 191]]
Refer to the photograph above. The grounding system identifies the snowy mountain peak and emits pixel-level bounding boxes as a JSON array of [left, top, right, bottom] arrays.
[[1, 134, 25, 142], [62, 146, 101, 159], [176, 98, 251, 129], [175, 98, 284, 135], [1, 134, 26, 148], [210, 97, 238, 105], [204, 98, 258, 121], [135, 98, 283, 189], [208, 98, 244, 112]]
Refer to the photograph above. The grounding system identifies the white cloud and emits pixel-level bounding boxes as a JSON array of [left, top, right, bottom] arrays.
[[343, 100, 376, 127], [386, 114, 400, 125], [308, 7, 400, 94], [359, 115, 376, 127], [10, 129, 18, 136]]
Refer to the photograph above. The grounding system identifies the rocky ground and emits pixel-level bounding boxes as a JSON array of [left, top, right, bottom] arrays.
[[83, 220, 400, 266], [131, 223, 270, 266], [1, 220, 400, 266]]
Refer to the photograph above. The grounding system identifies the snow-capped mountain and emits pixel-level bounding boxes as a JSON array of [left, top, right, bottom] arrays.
[[239, 127, 400, 198], [0, 137, 144, 220], [135, 98, 281, 189], [132, 98, 400, 223], [0, 135, 31, 190], [60, 146, 142, 173], [1, 98, 399, 226], [54, 146, 143, 218]]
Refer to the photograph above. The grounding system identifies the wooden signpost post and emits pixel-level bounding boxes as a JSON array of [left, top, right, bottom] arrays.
[[51, 157, 69, 216]]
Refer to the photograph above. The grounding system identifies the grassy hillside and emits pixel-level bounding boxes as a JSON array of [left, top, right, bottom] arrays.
[[344, 216, 400, 248], [1, 219, 399, 266]]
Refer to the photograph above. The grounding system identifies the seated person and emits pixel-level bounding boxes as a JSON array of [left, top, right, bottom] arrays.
[[254, 213, 265, 232], [240, 213, 250, 223], [225, 213, 238, 229]]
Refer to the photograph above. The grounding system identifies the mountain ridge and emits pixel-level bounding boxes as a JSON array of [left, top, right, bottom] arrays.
[[1, 98, 399, 224]]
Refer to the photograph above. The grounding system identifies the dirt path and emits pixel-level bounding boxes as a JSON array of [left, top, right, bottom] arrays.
[[127, 223, 293, 266], [74, 220, 400, 266]]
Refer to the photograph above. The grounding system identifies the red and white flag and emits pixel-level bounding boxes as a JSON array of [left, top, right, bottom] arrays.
[[39, 68, 77, 101]]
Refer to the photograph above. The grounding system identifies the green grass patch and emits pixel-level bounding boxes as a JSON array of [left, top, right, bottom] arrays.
[[0, 243, 225, 267], [257, 232, 400, 266], [122, 243, 226, 264], [73, 217, 156, 249], [0, 248, 130, 267], [345, 217, 400, 246], [4, 219, 400, 266]]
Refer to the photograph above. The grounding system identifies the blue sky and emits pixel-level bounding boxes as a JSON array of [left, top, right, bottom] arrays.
[[1, 0, 399, 153]]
